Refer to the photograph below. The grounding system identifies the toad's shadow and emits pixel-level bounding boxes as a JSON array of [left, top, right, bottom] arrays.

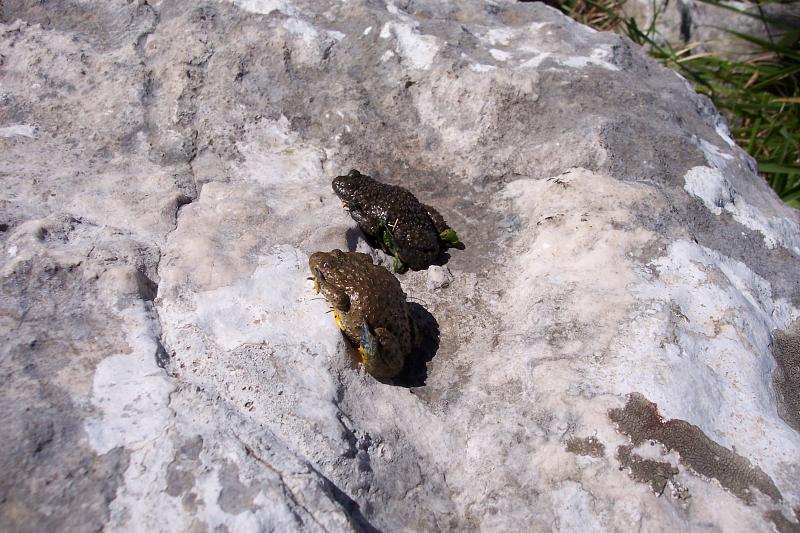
[[345, 227, 363, 252], [345, 226, 455, 269], [392, 302, 439, 388]]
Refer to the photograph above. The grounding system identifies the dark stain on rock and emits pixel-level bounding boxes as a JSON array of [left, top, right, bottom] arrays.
[[135, 268, 159, 302], [616, 444, 678, 496], [609, 393, 782, 504], [565, 435, 605, 458], [179, 435, 203, 460], [166, 461, 196, 498], [772, 320, 800, 432], [182, 492, 199, 514], [165, 435, 204, 498], [218, 461, 259, 515]]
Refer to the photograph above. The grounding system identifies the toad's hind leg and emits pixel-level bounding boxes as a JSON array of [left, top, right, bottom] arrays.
[[349, 209, 382, 237], [365, 327, 406, 379], [324, 285, 350, 313], [381, 225, 408, 273], [423, 203, 464, 250], [423, 203, 448, 234]]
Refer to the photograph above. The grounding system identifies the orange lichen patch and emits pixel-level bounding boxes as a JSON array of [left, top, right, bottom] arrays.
[[609, 393, 782, 504]]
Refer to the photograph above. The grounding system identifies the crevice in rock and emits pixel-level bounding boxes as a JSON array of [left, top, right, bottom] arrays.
[[154, 339, 170, 369], [609, 393, 783, 504], [140, 5, 214, 383], [238, 437, 381, 533], [311, 468, 382, 533], [133, 1, 160, 59], [678, 0, 693, 43], [135, 268, 158, 302]]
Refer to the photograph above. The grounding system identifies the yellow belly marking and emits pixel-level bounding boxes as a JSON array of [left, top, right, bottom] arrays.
[[333, 309, 345, 331], [357, 345, 367, 364]]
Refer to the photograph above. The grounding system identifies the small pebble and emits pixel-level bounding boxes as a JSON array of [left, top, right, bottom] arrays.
[[426, 265, 453, 290]]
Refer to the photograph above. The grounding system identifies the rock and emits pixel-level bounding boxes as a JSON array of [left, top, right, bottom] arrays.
[[426, 265, 453, 291], [622, 0, 800, 57], [1, 0, 799, 531]]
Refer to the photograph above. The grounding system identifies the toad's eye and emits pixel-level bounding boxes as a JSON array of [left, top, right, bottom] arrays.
[[321, 260, 332, 269]]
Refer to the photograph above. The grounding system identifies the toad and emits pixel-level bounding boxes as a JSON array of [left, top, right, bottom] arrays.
[[309, 249, 415, 379], [332, 169, 464, 272]]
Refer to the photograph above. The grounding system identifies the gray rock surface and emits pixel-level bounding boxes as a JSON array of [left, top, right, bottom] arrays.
[[622, 0, 800, 56], [1, 0, 799, 531]]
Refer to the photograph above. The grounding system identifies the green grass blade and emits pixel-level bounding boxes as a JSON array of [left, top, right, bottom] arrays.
[[759, 163, 800, 176]]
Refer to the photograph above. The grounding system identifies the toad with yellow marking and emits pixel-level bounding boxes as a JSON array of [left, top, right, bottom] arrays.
[[309, 249, 415, 379]]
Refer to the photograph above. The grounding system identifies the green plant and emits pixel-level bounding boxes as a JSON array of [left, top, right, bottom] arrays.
[[556, 0, 800, 208]]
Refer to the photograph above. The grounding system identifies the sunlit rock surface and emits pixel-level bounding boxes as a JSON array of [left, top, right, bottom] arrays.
[[1, 0, 799, 531]]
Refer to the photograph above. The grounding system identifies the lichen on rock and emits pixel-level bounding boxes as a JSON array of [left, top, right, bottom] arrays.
[[773, 320, 800, 433], [609, 393, 782, 504]]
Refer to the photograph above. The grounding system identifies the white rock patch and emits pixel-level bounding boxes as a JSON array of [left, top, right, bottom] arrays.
[[84, 305, 174, 455], [612, 240, 800, 493], [684, 138, 800, 255], [0, 123, 37, 138], [173, 245, 338, 353], [237, 117, 326, 185], [229, 0, 291, 15], [282, 17, 320, 46], [714, 119, 737, 148], [518, 46, 619, 71], [490, 48, 512, 61], [380, 21, 440, 70], [486, 27, 514, 46], [684, 166, 735, 216], [698, 137, 734, 168], [551, 482, 604, 533], [469, 63, 497, 73]]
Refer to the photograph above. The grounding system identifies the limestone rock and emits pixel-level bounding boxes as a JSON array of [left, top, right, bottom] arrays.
[[1, 0, 799, 531], [622, 0, 800, 57]]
